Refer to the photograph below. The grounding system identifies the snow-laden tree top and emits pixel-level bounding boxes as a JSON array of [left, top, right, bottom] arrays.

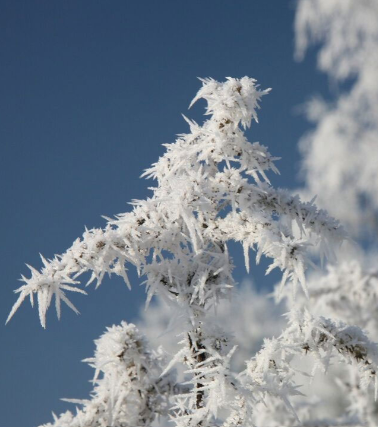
[[12, 77, 376, 427], [8, 76, 345, 328]]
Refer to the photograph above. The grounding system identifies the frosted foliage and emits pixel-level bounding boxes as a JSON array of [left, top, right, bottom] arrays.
[[295, 0, 378, 237], [10, 77, 375, 427]]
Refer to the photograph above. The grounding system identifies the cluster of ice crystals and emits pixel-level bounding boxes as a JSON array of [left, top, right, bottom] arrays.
[[41, 322, 171, 427]]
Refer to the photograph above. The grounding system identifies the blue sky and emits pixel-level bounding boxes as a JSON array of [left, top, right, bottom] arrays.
[[1, 1, 329, 426]]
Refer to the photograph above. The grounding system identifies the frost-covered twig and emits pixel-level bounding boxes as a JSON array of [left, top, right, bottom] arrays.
[[276, 259, 378, 426]]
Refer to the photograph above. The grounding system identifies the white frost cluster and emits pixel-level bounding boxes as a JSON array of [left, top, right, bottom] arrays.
[[41, 322, 171, 427], [10, 77, 375, 427]]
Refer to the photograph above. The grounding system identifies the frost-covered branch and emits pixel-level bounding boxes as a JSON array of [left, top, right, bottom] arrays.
[[285, 311, 378, 393], [8, 77, 345, 329], [240, 310, 378, 425], [275, 259, 378, 425]]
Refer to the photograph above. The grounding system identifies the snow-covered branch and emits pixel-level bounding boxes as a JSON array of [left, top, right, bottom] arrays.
[[240, 310, 378, 425], [8, 77, 345, 329]]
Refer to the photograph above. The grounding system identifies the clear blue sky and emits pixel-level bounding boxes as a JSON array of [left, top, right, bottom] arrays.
[[1, 1, 328, 426]]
